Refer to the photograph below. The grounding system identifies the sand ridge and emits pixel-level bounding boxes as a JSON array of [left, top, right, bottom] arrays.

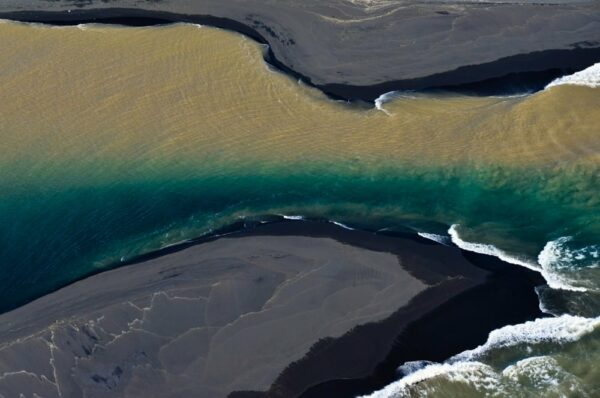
[[0, 0, 598, 90], [0, 235, 434, 397]]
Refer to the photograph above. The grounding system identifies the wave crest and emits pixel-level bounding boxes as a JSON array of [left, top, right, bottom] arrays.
[[451, 315, 600, 362], [361, 315, 599, 398], [449, 225, 598, 292], [545, 63, 600, 89], [417, 232, 451, 246], [448, 225, 540, 271], [538, 237, 599, 292]]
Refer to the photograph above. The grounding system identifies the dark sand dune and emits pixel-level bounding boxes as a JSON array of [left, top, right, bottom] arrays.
[[1, 0, 599, 99], [0, 222, 543, 398]]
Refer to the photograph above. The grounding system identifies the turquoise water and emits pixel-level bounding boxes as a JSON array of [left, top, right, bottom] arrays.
[[1, 163, 597, 312], [0, 20, 598, 397]]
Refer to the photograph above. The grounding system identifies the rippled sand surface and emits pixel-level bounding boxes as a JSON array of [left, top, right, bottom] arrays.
[[0, 21, 599, 397], [1, 19, 598, 298], [0, 18, 598, 300]]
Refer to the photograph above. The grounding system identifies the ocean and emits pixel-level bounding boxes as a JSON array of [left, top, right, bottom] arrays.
[[0, 21, 598, 397]]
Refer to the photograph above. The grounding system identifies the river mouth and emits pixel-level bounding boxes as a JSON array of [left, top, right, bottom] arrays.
[[0, 13, 597, 398]]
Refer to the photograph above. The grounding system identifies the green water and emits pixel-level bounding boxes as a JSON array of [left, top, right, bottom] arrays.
[[1, 162, 597, 312], [0, 20, 599, 397]]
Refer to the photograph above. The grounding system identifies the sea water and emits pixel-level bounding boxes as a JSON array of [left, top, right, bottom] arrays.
[[0, 21, 598, 397]]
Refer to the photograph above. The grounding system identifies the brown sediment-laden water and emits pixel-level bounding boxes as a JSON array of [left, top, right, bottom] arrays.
[[0, 21, 599, 397]]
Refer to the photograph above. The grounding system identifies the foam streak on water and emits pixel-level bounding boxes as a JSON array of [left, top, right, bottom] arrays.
[[330, 220, 355, 230], [0, 20, 598, 397], [361, 315, 600, 398], [538, 237, 599, 292], [448, 225, 600, 292], [448, 225, 541, 272], [374, 91, 397, 115], [451, 315, 600, 362], [280, 215, 305, 220], [417, 232, 451, 246]]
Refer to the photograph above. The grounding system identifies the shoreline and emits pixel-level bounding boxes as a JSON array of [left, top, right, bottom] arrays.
[[0, 219, 545, 397], [225, 221, 546, 397], [1, 8, 599, 102], [0, 3, 595, 396], [0, 216, 480, 314], [296, 251, 545, 397]]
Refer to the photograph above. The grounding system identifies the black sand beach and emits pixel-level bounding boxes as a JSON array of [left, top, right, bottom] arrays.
[[0, 220, 544, 398], [1, 0, 599, 101], [0, 3, 583, 396]]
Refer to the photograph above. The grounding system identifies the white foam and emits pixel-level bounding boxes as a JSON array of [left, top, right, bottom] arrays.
[[539, 237, 599, 270], [397, 360, 434, 376], [331, 220, 355, 230], [545, 62, 600, 89], [373, 91, 419, 114], [358, 228, 599, 398], [361, 361, 502, 398], [534, 286, 558, 316], [374, 91, 397, 115], [502, 356, 584, 393], [417, 232, 451, 246], [448, 225, 540, 272], [280, 214, 304, 220], [279, 216, 355, 229], [489, 93, 531, 99], [451, 315, 600, 362], [362, 315, 599, 398], [538, 237, 598, 292], [449, 225, 596, 292]]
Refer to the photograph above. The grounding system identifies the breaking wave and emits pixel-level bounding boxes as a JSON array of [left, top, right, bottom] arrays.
[[448, 225, 540, 272], [545, 63, 600, 89], [451, 315, 600, 362], [417, 232, 451, 246], [374, 91, 418, 114], [448, 225, 599, 292], [361, 315, 600, 398], [538, 237, 599, 292]]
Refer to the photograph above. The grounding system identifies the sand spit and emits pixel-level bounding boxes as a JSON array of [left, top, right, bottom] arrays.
[[0, 220, 546, 398], [0, 0, 598, 98], [0, 224, 487, 398]]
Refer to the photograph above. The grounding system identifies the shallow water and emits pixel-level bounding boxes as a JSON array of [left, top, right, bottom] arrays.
[[0, 21, 598, 397]]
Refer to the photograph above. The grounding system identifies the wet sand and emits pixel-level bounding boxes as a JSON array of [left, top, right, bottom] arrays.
[[0, 3, 594, 398], [1, 1, 599, 100], [0, 18, 594, 319], [0, 221, 544, 398]]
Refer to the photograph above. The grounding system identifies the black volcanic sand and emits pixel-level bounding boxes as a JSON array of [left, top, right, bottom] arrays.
[[0, 1, 599, 100], [0, 220, 544, 398], [231, 222, 546, 398]]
